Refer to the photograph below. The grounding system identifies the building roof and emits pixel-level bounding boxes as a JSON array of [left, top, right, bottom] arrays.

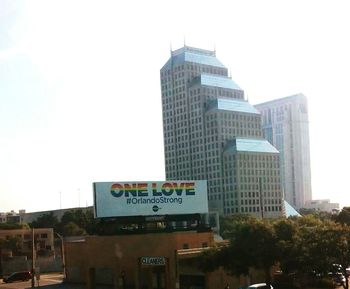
[[284, 201, 301, 217], [254, 93, 307, 108], [21, 206, 93, 223], [207, 98, 260, 114], [192, 74, 241, 90], [224, 138, 279, 154], [161, 46, 226, 70]]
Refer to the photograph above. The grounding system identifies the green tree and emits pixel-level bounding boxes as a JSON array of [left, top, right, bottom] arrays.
[[335, 207, 350, 225], [298, 208, 316, 215], [273, 217, 350, 289], [298, 208, 335, 222], [203, 215, 350, 289], [296, 221, 350, 289], [31, 212, 59, 230], [273, 218, 300, 274], [62, 222, 87, 236], [0, 236, 22, 257], [202, 218, 279, 287], [219, 214, 255, 239], [0, 222, 29, 230], [59, 209, 97, 235]]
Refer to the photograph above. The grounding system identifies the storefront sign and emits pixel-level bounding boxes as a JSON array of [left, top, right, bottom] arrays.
[[141, 256, 166, 266]]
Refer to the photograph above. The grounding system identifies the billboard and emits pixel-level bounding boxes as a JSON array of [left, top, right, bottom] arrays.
[[93, 181, 208, 218]]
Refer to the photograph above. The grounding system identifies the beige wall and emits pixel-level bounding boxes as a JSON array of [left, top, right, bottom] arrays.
[[0, 228, 54, 255], [65, 231, 217, 288], [64, 231, 268, 289]]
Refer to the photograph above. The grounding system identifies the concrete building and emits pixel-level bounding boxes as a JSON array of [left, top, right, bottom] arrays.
[[0, 213, 6, 223], [160, 46, 283, 217], [20, 206, 93, 224], [0, 228, 54, 257], [64, 230, 267, 289], [0, 210, 23, 223], [255, 94, 312, 210], [304, 199, 339, 213], [0, 228, 63, 275]]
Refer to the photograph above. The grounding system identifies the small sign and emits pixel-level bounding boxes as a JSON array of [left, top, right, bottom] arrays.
[[145, 216, 165, 222], [141, 256, 166, 266]]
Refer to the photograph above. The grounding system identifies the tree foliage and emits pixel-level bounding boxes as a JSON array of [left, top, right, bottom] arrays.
[[0, 222, 29, 230], [298, 208, 335, 222], [335, 207, 350, 225], [219, 214, 256, 239], [202, 218, 278, 286], [0, 236, 22, 255], [59, 209, 97, 236], [204, 215, 350, 288], [31, 212, 59, 230], [29, 208, 132, 237], [61, 222, 87, 236], [30, 209, 97, 236]]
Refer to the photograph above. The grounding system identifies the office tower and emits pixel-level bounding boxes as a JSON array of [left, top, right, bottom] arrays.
[[160, 46, 283, 217], [255, 94, 312, 209]]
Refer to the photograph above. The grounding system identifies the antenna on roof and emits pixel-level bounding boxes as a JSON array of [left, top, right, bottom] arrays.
[[229, 68, 232, 78], [184, 35, 186, 47], [170, 42, 172, 56], [213, 42, 216, 56]]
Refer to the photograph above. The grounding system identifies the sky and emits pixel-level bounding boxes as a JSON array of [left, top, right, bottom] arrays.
[[1, 0, 350, 213]]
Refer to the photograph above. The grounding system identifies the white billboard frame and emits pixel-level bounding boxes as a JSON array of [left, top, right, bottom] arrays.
[[93, 181, 208, 218]]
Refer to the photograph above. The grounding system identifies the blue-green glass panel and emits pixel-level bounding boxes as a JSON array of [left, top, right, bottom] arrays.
[[216, 98, 260, 114], [236, 138, 279, 153], [161, 51, 226, 70], [284, 201, 301, 217], [225, 138, 279, 154], [200, 74, 241, 90], [184, 52, 225, 68]]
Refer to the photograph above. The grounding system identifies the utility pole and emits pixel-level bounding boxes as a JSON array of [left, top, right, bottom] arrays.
[[0, 244, 3, 277], [31, 227, 35, 288], [56, 233, 66, 280]]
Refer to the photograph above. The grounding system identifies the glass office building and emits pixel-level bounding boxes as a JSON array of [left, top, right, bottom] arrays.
[[255, 94, 312, 209], [160, 46, 283, 217]]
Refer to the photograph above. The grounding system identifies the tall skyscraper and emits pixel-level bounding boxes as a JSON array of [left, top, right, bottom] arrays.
[[255, 94, 312, 209], [160, 46, 283, 218]]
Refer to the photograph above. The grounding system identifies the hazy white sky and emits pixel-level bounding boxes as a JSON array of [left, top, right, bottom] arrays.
[[1, 0, 349, 212]]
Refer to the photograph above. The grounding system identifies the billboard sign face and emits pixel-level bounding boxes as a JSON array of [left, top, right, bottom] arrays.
[[93, 181, 208, 218]]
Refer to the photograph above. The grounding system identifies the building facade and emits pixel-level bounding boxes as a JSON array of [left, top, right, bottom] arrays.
[[64, 230, 267, 289], [0, 228, 54, 257], [20, 206, 93, 224], [304, 199, 339, 213], [160, 46, 283, 217], [0, 210, 24, 223], [255, 94, 312, 209]]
